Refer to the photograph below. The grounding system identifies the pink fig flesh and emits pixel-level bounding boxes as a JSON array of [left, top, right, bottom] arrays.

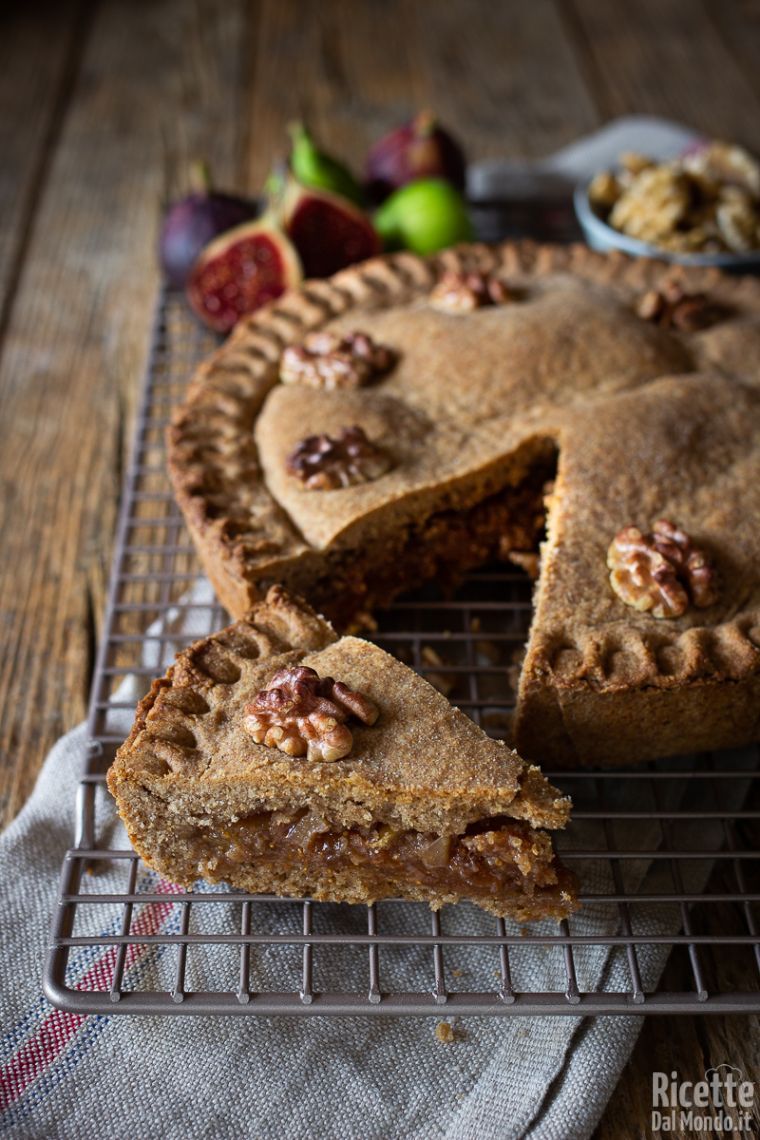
[[281, 181, 380, 278], [186, 220, 302, 333], [365, 110, 467, 201]]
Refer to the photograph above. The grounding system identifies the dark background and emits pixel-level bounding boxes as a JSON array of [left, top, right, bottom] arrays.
[[0, 2, 758, 1134]]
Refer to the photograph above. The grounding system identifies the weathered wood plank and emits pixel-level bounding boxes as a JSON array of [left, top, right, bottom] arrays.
[[409, 0, 599, 160], [243, 0, 415, 193], [567, 0, 760, 143], [705, 0, 760, 107], [0, 0, 249, 825], [0, 2, 84, 320], [243, 0, 599, 195]]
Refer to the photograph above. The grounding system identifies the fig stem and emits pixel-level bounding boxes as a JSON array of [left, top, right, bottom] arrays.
[[188, 159, 213, 196], [288, 120, 308, 144], [413, 109, 436, 137]]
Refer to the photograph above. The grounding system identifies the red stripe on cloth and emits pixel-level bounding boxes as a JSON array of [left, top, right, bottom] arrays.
[[0, 879, 181, 1113]]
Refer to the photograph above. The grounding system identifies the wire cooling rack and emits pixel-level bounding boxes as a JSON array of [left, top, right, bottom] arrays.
[[43, 258, 760, 1016]]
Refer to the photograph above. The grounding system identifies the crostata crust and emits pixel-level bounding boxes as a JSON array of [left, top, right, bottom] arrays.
[[168, 242, 760, 766]]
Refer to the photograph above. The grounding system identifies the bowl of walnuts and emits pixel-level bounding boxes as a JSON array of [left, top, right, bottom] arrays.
[[574, 140, 760, 270]]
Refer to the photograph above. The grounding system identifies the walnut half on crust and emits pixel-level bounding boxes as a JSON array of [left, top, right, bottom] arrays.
[[286, 426, 392, 490], [636, 279, 721, 332], [280, 330, 396, 390], [243, 665, 379, 762], [430, 270, 514, 313], [607, 519, 720, 619]]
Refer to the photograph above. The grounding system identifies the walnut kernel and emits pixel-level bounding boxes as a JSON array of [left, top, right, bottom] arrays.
[[609, 166, 691, 244], [683, 141, 760, 199], [244, 665, 379, 762], [636, 279, 719, 332], [588, 171, 622, 211], [286, 426, 392, 490], [716, 187, 758, 253], [619, 152, 655, 177], [280, 330, 396, 390], [430, 270, 514, 314], [607, 519, 719, 619]]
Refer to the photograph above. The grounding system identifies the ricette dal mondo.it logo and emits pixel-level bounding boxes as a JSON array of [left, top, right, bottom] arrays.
[[651, 1065, 755, 1133]]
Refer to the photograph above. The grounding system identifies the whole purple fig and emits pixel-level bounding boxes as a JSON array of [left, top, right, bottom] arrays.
[[365, 111, 467, 202], [159, 162, 258, 288]]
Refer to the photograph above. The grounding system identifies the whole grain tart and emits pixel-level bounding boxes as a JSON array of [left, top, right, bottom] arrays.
[[108, 586, 576, 921], [168, 242, 760, 766]]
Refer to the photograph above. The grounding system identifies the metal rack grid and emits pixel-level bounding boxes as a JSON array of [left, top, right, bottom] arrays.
[[43, 284, 760, 1017]]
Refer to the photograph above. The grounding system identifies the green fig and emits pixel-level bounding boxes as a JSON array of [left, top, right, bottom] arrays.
[[289, 122, 365, 206], [373, 178, 473, 254]]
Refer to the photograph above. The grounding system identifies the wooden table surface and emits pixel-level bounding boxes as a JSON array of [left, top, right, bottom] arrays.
[[1, 0, 758, 1134]]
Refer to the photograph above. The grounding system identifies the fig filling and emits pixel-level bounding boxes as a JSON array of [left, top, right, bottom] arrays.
[[282, 452, 557, 627], [196, 809, 563, 902]]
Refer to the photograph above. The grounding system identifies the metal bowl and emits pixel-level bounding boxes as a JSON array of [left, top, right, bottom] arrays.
[[573, 180, 760, 272]]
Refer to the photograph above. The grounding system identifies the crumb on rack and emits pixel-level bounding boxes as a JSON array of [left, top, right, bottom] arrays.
[[475, 637, 500, 664], [421, 644, 454, 696]]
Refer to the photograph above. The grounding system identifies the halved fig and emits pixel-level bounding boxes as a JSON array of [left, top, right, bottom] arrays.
[[186, 219, 302, 333], [279, 179, 380, 278]]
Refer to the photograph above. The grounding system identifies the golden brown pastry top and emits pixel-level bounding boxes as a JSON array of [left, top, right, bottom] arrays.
[[525, 373, 760, 692]]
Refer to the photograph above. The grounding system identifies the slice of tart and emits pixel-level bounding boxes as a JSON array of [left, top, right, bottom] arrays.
[[516, 372, 760, 767], [108, 586, 576, 921]]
